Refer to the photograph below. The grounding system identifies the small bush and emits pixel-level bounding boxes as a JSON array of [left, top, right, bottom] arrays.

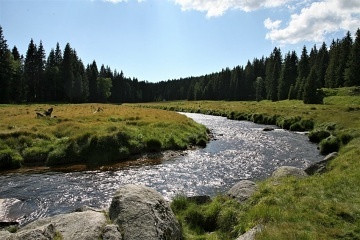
[[338, 132, 354, 145], [22, 146, 48, 164], [171, 194, 190, 213], [185, 206, 206, 233], [217, 207, 238, 233], [319, 135, 340, 155], [47, 145, 69, 166], [289, 119, 314, 132], [146, 138, 162, 152], [251, 113, 264, 124], [0, 149, 22, 169], [277, 117, 301, 130], [308, 129, 331, 143], [196, 137, 207, 147]]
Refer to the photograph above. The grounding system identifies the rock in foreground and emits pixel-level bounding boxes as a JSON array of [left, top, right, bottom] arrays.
[[272, 166, 308, 179], [227, 180, 258, 204], [109, 184, 182, 240], [0, 210, 108, 240]]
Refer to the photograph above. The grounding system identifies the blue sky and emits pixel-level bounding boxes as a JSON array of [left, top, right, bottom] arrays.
[[1, 0, 359, 82]]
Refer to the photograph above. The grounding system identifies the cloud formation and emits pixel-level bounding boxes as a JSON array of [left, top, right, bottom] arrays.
[[173, 0, 291, 17], [265, 0, 360, 44]]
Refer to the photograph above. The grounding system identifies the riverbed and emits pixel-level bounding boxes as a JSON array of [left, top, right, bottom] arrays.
[[0, 113, 322, 226]]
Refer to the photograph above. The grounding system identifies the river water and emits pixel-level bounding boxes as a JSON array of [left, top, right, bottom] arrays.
[[0, 113, 322, 226]]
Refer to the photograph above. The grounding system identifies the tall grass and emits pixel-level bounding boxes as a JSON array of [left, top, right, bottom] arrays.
[[0, 104, 208, 169]]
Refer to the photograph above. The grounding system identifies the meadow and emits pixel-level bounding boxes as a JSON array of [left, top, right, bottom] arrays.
[[136, 87, 360, 239], [0, 104, 208, 170]]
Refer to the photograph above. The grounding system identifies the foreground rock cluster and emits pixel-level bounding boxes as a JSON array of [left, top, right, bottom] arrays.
[[0, 152, 337, 240], [0, 184, 182, 240]]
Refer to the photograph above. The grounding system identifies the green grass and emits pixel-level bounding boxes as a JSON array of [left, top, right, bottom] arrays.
[[139, 87, 360, 239], [0, 104, 208, 169]]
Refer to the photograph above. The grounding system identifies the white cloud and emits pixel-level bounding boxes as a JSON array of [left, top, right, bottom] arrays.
[[264, 18, 282, 30], [265, 0, 360, 44], [173, 0, 291, 17]]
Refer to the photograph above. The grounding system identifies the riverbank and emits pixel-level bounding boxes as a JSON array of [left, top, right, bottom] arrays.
[[133, 87, 360, 239], [0, 104, 208, 171]]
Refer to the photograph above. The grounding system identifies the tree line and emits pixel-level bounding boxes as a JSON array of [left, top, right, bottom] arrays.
[[1, 26, 359, 105]]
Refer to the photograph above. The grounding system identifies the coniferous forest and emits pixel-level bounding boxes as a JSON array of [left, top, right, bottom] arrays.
[[1, 26, 359, 105]]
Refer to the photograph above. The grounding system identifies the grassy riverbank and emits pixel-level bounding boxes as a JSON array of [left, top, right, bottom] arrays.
[[0, 104, 208, 170], [137, 87, 360, 239]]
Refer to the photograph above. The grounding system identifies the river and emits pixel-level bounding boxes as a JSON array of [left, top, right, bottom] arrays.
[[0, 113, 322, 226]]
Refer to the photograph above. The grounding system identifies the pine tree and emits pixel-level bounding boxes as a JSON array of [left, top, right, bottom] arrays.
[[87, 60, 98, 102], [325, 40, 340, 88], [244, 61, 255, 100], [345, 28, 360, 86], [36, 40, 46, 102], [303, 67, 323, 104], [0, 26, 13, 103], [336, 31, 353, 87], [315, 42, 329, 88], [265, 47, 282, 101], [255, 77, 264, 101], [24, 39, 38, 102], [62, 43, 74, 102], [278, 51, 298, 100], [10, 46, 24, 102], [294, 46, 310, 99]]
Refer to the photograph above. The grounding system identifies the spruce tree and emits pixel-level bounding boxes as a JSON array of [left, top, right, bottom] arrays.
[[315, 42, 329, 88], [304, 67, 324, 104], [278, 51, 298, 100], [294, 46, 310, 99], [345, 28, 360, 86], [325, 40, 340, 88], [87, 60, 98, 102], [265, 48, 282, 101], [24, 39, 38, 102], [62, 43, 74, 102], [10, 46, 24, 102], [0, 26, 13, 103], [336, 31, 352, 87], [36, 41, 46, 102]]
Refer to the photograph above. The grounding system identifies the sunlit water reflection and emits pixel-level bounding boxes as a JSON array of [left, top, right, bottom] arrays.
[[0, 113, 322, 225]]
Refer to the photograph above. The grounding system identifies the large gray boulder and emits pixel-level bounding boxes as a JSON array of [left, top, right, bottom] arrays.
[[272, 166, 308, 179], [227, 180, 258, 204], [305, 152, 338, 175], [109, 184, 182, 240], [0, 210, 107, 240]]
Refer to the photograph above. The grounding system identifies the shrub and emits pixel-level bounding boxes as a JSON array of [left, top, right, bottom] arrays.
[[251, 113, 264, 124], [0, 149, 22, 169], [146, 138, 162, 152], [308, 130, 331, 143], [196, 137, 207, 147], [319, 136, 340, 155], [22, 146, 48, 164], [171, 194, 190, 213], [290, 119, 314, 132], [277, 117, 301, 130], [338, 132, 354, 145], [184, 206, 205, 232], [217, 207, 238, 233]]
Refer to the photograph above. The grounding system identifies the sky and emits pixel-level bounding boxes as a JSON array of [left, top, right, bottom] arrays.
[[1, 0, 359, 82]]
